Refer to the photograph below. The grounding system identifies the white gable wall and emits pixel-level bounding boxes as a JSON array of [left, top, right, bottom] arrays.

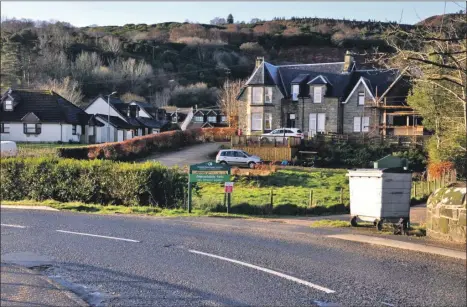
[[86, 97, 126, 120]]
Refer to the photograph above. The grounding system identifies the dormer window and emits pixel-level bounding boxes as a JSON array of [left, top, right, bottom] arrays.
[[194, 115, 204, 122], [208, 116, 216, 123], [313, 87, 323, 104], [292, 85, 299, 101], [4, 99, 13, 111], [358, 92, 365, 105]]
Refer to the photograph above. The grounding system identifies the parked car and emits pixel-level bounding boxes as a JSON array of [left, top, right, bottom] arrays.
[[0, 141, 18, 157], [261, 128, 304, 142], [216, 149, 262, 168]]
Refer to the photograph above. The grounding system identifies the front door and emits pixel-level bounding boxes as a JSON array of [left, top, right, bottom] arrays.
[[287, 113, 296, 128], [309, 113, 326, 136]]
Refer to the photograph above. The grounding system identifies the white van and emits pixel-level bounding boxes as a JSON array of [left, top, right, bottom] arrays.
[[0, 141, 18, 157]]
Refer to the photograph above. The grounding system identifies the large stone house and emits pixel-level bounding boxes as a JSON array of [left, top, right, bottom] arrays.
[[237, 52, 421, 137]]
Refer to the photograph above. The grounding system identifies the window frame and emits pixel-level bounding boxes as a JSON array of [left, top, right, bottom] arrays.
[[4, 99, 13, 111], [264, 87, 273, 104], [207, 116, 217, 123], [358, 91, 365, 105], [221, 116, 227, 123], [353, 116, 369, 132], [72, 125, 77, 135], [251, 112, 263, 131], [1, 123, 10, 134], [194, 115, 204, 122], [291, 84, 299, 101], [264, 112, 272, 130], [23, 123, 41, 135], [252, 87, 264, 104], [313, 86, 322, 104]]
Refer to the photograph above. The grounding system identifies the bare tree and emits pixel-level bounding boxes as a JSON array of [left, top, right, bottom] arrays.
[[210, 17, 226, 25], [100, 35, 122, 55], [218, 78, 246, 128], [34, 76, 84, 106], [151, 88, 171, 107], [121, 92, 147, 103]]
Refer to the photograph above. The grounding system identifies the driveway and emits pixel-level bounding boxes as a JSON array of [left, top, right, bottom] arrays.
[[140, 142, 228, 168]]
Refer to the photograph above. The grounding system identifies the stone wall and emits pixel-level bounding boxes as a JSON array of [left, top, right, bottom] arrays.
[[426, 183, 466, 243]]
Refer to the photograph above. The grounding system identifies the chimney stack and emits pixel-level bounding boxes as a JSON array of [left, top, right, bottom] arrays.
[[343, 50, 354, 72], [255, 56, 264, 68]]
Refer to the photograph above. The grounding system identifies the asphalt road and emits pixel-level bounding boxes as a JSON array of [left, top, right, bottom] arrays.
[[1, 209, 466, 307], [140, 142, 226, 167]]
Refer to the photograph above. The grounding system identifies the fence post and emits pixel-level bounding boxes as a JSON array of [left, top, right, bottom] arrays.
[[340, 187, 344, 204], [414, 183, 417, 199], [269, 189, 274, 214], [309, 189, 313, 207]]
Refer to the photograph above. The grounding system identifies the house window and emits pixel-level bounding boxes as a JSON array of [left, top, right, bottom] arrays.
[[313, 87, 322, 103], [1, 123, 10, 133], [292, 85, 299, 101], [251, 113, 263, 131], [23, 123, 41, 134], [221, 116, 227, 122], [72, 125, 77, 135], [353, 117, 370, 132], [358, 92, 365, 105], [4, 99, 13, 111], [264, 113, 272, 130], [194, 116, 204, 122], [208, 116, 216, 123], [309, 113, 326, 135], [265, 87, 273, 103], [252, 87, 264, 104]]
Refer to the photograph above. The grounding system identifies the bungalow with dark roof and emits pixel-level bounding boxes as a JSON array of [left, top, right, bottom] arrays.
[[237, 52, 422, 137], [85, 95, 169, 143], [0, 89, 103, 143]]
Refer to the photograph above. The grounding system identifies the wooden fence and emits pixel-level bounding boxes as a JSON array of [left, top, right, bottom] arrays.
[[305, 133, 429, 147], [231, 135, 301, 148], [232, 146, 299, 162], [412, 169, 457, 199]]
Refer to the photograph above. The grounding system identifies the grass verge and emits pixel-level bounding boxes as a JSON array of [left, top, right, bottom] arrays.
[[0, 200, 249, 218]]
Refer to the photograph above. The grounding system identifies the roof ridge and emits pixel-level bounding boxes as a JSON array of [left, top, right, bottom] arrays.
[[277, 62, 345, 67]]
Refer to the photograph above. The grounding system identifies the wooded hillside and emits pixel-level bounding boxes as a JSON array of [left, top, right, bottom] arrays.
[[0, 15, 431, 107]]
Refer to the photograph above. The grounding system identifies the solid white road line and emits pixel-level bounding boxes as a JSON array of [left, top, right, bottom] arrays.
[[1, 224, 27, 228], [56, 230, 140, 243], [188, 249, 335, 294]]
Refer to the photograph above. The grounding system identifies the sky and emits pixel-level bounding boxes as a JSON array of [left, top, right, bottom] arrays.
[[1, 1, 465, 27]]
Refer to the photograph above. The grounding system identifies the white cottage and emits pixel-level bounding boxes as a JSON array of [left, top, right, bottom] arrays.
[[0, 89, 102, 144]]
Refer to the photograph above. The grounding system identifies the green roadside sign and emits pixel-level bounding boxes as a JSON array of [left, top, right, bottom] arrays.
[[187, 161, 231, 213]]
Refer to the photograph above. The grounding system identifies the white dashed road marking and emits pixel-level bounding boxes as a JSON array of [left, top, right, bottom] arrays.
[[1, 224, 27, 228], [189, 249, 335, 294], [56, 230, 140, 243]]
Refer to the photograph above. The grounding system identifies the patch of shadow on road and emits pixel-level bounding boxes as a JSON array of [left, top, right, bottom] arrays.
[[49, 262, 249, 306]]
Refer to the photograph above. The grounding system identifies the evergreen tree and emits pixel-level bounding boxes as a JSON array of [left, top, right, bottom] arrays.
[[227, 14, 234, 24]]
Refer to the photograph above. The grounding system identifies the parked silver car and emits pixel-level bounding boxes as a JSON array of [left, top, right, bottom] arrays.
[[261, 128, 304, 141], [215, 149, 262, 168]]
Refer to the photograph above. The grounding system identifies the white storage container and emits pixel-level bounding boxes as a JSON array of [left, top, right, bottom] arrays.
[[0, 141, 18, 157], [347, 168, 412, 230]]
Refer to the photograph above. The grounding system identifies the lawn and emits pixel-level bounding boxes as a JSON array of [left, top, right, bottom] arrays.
[[193, 168, 350, 215]]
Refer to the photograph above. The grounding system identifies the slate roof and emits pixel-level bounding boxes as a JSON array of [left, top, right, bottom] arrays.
[[136, 117, 168, 129], [95, 114, 135, 129], [0, 89, 92, 125], [241, 60, 401, 101]]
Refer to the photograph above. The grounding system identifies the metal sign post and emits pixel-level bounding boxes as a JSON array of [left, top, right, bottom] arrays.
[[224, 182, 234, 213], [188, 161, 231, 213]]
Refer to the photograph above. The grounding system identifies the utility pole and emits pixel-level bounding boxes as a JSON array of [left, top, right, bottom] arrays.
[[225, 69, 231, 127]]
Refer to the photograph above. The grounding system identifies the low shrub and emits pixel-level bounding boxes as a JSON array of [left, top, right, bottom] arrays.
[[0, 157, 187, 207], [56, 127, 234, 161]]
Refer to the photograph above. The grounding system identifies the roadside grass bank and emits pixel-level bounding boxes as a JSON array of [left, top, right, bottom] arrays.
[[194, 168, 351, 216], [0, 200, 249, 218]]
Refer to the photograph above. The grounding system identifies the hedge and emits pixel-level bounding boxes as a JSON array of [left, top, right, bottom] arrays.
[[0, 157, 187, 207], [56, 127, 236, 161]]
